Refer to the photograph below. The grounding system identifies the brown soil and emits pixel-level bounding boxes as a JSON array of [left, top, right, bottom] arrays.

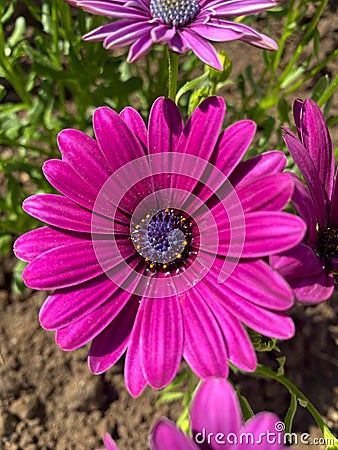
[[1, 3, 338, 450]]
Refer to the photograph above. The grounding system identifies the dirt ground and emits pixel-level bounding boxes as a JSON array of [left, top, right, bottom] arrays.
[[1, 2, 338, 450]]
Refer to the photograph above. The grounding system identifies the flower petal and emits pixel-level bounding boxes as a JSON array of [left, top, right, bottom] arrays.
[[181, 289, 229, 379], [282, 127, 327, 228], [290, 174, 318, 246], [23, 239, 133, 290], [229, 151, 287, 188], [237, 412, 288, 449], [205, 299, 257, 371], [140, 296, 183, 389], [125, 300, 147, 397], [127, 30, 154, 62], [57, 129, 112, 186], [191, 378, 242, 449], [270, 243, 334, 304], [22, 194, 116, 234], [55, 288, 133, 350], [287, 271, 334, 305], [197, 271, 295, 339], [14, 226, 90, 263], [206, 0, 279, 16], [151, 418, 199, 450], [88, 296, 139, 373], [217, 211, 306, 258], [120, 106, 147, 147], [180, 29, 223, 70], [298, 100, 334, 201], [39, 273, 119, 329], [93, 106, 145, 171]]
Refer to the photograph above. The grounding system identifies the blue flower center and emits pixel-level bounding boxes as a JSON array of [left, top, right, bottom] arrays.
[[131, 208, 192, 270], [318, 227, 338, 259], [149, 0, 200, 27]]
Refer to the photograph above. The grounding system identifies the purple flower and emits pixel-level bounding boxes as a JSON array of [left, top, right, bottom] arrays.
[[14, 96, 305, 396], [66, 0, 280, 70], [151, 377, 292, 449], [270, 99, 336, 303]]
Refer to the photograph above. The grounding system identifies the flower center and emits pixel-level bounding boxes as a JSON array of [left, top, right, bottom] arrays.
[[317, 227, 338, 259], [131, 208, 192, 271], [149, 0, 200, 27]]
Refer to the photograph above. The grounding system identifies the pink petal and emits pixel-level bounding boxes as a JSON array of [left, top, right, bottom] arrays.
[[150, 418, 199, 450], [290, 174, 318, 246], [198, 271, 295, 339], [39, 273, 119, 329], [181, 289, 229, 379], [88, 296, 139, 373], [93, 106, 145, 172], [125, 301, 147, 397], [230, 151, 287, 188], [180, 29, 223, 70], [217, 211, 306, 258], [191, 378, 242, 449], [282, 127, 327, 228], [239, 412, 288, 449], [299, 100, 334, 201], [120, 107, 147, 147], [57, 129, 111, 187], [43, 160, 103, 212], [206, 0, 279, 16], [288, 272, 334, 304], [23, 239, 134, 290], [140, 296, 183, 389], [14, 226, 90, 263], [22, 194, 116, 234], [55, 289, 133, 350], [127, 31, 154, 62]]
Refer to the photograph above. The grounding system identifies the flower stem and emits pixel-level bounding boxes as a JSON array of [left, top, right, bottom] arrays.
[[168, 50, 179, 102], [245, 363, 336, 439]]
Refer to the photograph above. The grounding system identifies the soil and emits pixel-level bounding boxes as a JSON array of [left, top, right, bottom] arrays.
[[1, 2, 338, 450]]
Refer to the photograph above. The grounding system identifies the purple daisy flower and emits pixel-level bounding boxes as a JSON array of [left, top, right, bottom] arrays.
[[66, 0, 280, 69], [151, 377, 292, 449], [271, 99, 336, 303], [14, 96, 305, 396]]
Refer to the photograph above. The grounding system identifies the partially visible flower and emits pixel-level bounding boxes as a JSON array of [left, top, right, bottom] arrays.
[[151, 378, 293, 450], [271, 99, 336, 303], [14, 96, 305, 396], [96, 433, 119, 450], [66, 0, 280, 69]]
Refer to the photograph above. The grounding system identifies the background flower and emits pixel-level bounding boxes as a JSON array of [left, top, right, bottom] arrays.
[[151, 377, 292, 449], [97, 433, 119, 450], [15, 96, 305, 396], [271, 99, 336, 303], [66, 0, 280, 69]]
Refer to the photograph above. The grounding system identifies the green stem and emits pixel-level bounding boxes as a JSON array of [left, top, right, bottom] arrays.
[[318, 72, 338, 107], [248, 364, 327, 433], [168, 50, 179, 102]]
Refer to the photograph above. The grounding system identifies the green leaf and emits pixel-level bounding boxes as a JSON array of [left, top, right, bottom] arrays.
[[8, 16, 26, 48], [323, 425, 338, 450], [312, 75, 329, 102], [276, 356, 286, 376], [277, 98, 290, 124], [238, 394, 254, 422], [298, 398, 308, 408]]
